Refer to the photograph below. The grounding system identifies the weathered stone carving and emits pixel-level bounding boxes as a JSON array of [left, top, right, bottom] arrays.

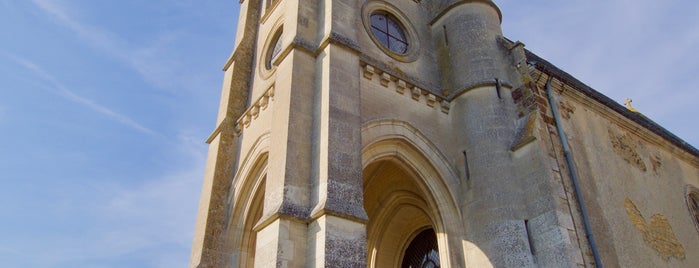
[[651, 154, 662, 175], [624, 198, 685, 261], [609, 128, 647, 172]]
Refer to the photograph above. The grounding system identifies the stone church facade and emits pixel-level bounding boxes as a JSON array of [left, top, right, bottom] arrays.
[[190, 0, 699, 267]]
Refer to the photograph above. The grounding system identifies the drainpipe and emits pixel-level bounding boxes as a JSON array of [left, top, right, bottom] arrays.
[[545, 77, 603, 268]]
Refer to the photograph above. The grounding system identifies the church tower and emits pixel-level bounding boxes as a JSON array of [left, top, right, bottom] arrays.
[[190, 0, 598, 267]]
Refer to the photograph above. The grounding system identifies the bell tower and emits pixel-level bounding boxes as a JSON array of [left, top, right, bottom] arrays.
[[191, 0, 591, 267], [191, 0, 369, 267]]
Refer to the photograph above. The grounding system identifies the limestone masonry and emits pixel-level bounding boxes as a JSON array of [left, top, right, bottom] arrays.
[[190, 1, 699, 267]]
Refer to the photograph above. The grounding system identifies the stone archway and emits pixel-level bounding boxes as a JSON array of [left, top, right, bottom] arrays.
[[224, 133, 270, 268], [225, 151, 267, 268], [363, 157, 439, 267], [362, 120, 464, 267]]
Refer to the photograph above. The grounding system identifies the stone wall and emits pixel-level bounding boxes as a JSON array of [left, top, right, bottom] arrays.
[[533, 71, 699, 267]]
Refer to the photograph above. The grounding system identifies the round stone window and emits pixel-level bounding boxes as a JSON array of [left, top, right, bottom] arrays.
[[401, 228, 440, 268], [369, 12, 408, 54], [362, 1, 419, 62]]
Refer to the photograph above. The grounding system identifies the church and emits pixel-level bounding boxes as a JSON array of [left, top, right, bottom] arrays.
[[189, 1, 699, 267]]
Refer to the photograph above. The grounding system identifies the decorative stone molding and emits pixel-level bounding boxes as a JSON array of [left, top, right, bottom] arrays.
[[361, 63, 450, 114], [363, 65, 375, 80], [411, 87, 421, 101], [380, 73, 391, 87], [426, 94, 437, 107], [396, 80, 407, 94], [235, 85, 275, 134], [440, 100, 450, 114]]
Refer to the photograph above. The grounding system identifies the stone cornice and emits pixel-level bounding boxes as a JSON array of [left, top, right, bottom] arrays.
[[361, 61, 451, 114], [234, 85, 275, 135]]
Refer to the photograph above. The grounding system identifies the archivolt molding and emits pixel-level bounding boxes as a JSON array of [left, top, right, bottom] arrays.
[[232, 132, 271, 195], [361, 119, 459, 193], [366, 190, 432, 268]]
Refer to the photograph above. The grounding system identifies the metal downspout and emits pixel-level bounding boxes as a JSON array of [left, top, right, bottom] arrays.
[[545, 77, 603, 268]]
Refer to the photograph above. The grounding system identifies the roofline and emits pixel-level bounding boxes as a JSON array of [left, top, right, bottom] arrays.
[[525, 49, 699, 158]]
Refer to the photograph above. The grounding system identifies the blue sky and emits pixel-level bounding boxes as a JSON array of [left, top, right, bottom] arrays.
[[0, 1, 696, 267]]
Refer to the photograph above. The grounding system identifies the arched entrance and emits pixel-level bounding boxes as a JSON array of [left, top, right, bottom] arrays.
[[364, 157, 439, 267], [361, 120, 463, 267], [224, 150, 268, 268]]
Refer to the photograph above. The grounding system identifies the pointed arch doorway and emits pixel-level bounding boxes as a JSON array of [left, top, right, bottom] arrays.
[[363, 156, 443, 268], [361, 120, 465, 268]]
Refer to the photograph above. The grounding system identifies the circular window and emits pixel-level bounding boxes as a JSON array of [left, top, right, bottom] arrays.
[[370, 12, 408, 54], [401, 229, 440, 268], [362, 1, 419, 62], [265, 29, 283, 70], [687, 185, 699, 234]]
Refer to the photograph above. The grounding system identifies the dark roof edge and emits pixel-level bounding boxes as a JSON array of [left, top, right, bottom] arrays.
[[525, 49, 699, 158]]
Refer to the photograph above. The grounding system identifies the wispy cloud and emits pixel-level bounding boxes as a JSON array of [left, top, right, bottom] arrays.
[[30, 0, 190, 92], [30, 0, 124, 53], [5, 53, 158, 136]]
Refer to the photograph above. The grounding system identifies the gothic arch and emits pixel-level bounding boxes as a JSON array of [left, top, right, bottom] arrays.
[[225, 133, 271, 267], [361, 119, 463, 267]]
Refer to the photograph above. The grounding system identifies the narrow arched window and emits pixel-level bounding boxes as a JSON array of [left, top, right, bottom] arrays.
[[401, 229, 440, 268]]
